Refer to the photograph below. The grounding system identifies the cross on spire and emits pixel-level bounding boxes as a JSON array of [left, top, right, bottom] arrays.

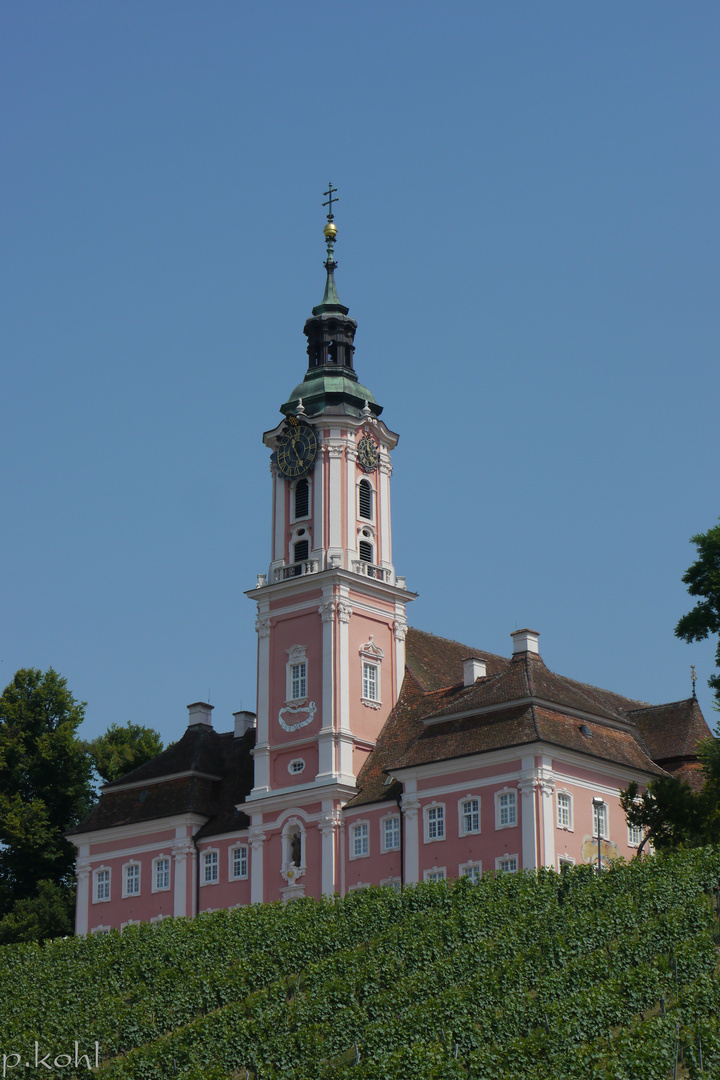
[[322, 182, 338, 221]]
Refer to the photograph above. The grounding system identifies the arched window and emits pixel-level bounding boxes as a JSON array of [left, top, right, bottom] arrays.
[[358, 540, 373, 563], [294, 478, 309, 519], [358, 479, 373, 520], [294, 539, 309, 563]]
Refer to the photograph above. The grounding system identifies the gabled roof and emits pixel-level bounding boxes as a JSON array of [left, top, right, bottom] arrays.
[[347, 627, 704, 808], [628, 697, 713, 766]]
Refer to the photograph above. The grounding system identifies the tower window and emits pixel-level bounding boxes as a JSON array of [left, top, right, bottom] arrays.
[[294, 539, 309, 563], [362, 661, 378, 701], [358, 540, 373, 563], [290, 662, 307, 700], [358, 479, 373, 520], [294, 478, 309, 519]]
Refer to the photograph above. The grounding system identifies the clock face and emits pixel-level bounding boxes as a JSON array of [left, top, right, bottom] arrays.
[[357, 435, 379, 472], [276, 420, 318, 478]]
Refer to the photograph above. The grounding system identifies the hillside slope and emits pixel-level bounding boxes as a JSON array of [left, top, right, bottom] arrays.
[[2, 850, 720, 1079]]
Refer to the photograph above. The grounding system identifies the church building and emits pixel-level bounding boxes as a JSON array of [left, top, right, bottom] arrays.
[[69, 195, 711, 934]]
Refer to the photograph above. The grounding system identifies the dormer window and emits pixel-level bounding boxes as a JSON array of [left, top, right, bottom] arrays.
[[358, 479, 373, 520]]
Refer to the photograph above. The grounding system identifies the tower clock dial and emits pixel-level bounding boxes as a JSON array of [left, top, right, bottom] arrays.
[[276, 419, 318, 478], [357, 435, 379, 472]]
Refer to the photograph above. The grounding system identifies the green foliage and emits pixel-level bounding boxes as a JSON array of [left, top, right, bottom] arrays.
[[0, 879, 75, 945], [0, 668, 94, 929], [83, 722, 164, 783], [675, 517, 720, 705], [2, 848, 720, 1079]]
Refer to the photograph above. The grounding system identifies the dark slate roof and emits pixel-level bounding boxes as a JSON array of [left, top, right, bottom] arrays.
[[69, 725, 255, 836], [347, 627, 704, 808]]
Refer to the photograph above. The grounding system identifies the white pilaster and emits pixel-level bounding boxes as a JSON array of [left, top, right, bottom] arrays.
[[173, 838, 193, 918], [249, 824, 266, 905], [518, 757, 539, 871], [75, 855, 90, 935], [401, 790, 420, 885], [252, 604, 272, 796], [273, 469, 285, 564], [327, 440, 344, 561], [337, 590, 353, 782], [319, 806, 340, 896], [538, 756, 556, 869], [393, 609, 408, 703], [346, 442, 358, 562], [316, 592, 336, 781], [378, 456, 392, 568], [313, 442, 325, 563]]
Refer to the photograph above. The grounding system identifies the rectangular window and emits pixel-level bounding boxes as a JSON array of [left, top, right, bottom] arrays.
[[426, 805, 445, 840], [498, 791, 517, 827], [497, 856, 518, 874], [203, 851, 219, 884], [362, 662, 378, 701], [593, 802, 608, 840], [557, 792, 572, 829], [424, 868, 446, 883], [462, 798, 480, 834], [558, 856, 575, 870], [232, 846, 248, 879], [383, 815, 400, 851], [95, 869, 110, 902], [628, 824, 642, 847], [290, 662, 307, 700], [154, 858, 170, 891], [460, 863, 482, 884], [352, 822, 369, 857], [125, 864, 140, 896]]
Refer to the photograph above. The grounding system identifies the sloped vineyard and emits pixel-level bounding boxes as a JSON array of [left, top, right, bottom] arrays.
[[2, 848, 720, 1078]]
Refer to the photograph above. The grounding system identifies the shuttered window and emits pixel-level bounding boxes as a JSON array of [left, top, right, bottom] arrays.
[[358, 480, 373, 519], [294, 539, 309, 562], [358, 540, 373, 563], [294, 478, 309, 518]]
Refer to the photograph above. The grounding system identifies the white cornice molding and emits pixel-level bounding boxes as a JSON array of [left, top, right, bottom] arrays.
[[67, 812, 208, 849], [245, 567, 417, 604], [242, 780, 357, 815]]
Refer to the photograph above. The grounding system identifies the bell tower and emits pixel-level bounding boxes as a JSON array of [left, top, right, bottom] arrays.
[[244, 188, 414, 902]]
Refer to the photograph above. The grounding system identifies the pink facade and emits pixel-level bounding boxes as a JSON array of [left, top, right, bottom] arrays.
[[69, 218, 712, 935]]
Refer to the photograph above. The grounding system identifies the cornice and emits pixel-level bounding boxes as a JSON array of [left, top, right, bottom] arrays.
[[421, 694, 637, 733]]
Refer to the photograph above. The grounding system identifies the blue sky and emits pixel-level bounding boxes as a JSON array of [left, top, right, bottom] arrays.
[[1, 2, 718, 744]]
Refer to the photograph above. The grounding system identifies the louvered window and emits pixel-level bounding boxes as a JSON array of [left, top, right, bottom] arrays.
[[294, 478, 309, 518], [358, 540, 373, 563], [294, 539, 309, 563], [358, 479, 373, 520]]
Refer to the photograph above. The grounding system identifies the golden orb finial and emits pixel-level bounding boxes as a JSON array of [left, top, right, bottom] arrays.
[[323, 221, 337, 239]]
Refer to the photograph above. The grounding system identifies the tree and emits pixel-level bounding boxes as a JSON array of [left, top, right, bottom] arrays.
[[620, 776, 718, 856], [0, 668, 94, 933], [84, 722, 164, 783], [675, 517, 720, 706]]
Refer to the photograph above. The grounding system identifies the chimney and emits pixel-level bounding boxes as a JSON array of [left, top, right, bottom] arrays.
[[233, 710, 256, 738], [187, 701, 214, 727], [462, 656, 487, 687], [511, 629, 540, 656]]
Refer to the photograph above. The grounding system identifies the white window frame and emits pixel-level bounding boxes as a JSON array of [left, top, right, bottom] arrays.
[[122, 861, 141, 898], [292, 476, 311, 522], [458, 795, 481, 836], [201, 848, 220, 886], [362, 660, 379, 703], [558, 855, 575, 871], [151, 855, 171, 893], [285, 645, 308, 703], [556, 790, 573, 831], [459, 860, 482, 884], [229, 844, 249, 880], [424, 802, 446, 843], [495, 788, 518, 830], [627, 823, 643, 848], [359, 637, 383, 709], [90, 925, 111, 935], [288, 758, 305, 775], [380, 876, 401, 892], [495, 854, 519, 874], [347, 881, 370, 893], [592, 801, 609, 840], [350, 820, 370, 860], [120, 919, 140, 932], [93, 866, 111, 904], [424, 866, 446, 883], [380, 813, 401, 853]]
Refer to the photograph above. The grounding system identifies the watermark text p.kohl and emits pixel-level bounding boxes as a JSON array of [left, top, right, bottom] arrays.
[[2, 1044, 99, 1076]]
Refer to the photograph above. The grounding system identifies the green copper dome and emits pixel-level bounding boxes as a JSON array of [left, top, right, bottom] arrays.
[[281, 369, 381, 419]]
